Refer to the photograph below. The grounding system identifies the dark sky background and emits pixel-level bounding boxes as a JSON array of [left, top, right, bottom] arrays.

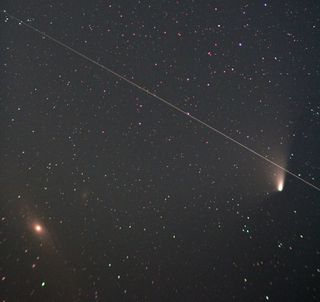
[[1, 1, 320, 301]]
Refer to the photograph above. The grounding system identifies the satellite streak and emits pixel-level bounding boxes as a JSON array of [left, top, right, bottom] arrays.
[[3, 11, 320, 192]]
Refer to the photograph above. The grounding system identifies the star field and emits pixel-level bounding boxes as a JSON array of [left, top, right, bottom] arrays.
[[1, 1, 320, 301]]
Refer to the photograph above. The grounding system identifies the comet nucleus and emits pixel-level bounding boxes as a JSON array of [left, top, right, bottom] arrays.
[[277, 180, 284, 191]]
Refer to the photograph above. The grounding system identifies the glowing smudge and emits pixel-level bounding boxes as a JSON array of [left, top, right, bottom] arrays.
[[276, 172, 285, 192], [34, 223, 43, 234], [277, 180, 284, 191]]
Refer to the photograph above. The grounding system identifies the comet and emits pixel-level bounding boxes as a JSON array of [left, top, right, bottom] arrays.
[[276, 172, 286, 192], [277, 179, 284, 192]]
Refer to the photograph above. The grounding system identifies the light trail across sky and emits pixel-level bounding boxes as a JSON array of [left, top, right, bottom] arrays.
[[3, 10, 320, 192]]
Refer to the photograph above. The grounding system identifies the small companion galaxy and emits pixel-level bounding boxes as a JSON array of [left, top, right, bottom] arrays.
[[1, 1, 320, 301]]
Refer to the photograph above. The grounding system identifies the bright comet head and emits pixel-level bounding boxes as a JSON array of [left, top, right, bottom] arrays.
[[276, 172, 285, 192], [277, 181, 284, 192]]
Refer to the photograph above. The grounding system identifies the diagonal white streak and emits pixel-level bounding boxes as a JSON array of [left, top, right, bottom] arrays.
[[3, 11, 320, 192]]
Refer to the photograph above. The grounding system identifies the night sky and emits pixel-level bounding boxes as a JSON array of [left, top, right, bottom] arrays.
[[1, 1, 320, 301]]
